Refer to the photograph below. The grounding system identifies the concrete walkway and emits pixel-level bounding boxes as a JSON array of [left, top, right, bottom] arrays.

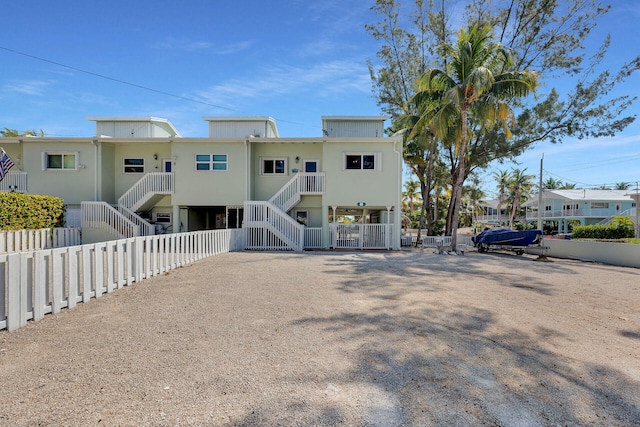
[[1, 250, 639, 426]]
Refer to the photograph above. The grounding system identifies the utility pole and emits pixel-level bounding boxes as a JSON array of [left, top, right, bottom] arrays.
[[633, 181, 640, 239], [538, 155, 543, 231]]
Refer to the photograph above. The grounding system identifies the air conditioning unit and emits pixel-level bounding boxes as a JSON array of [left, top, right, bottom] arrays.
[[153, 212, 172, 223]]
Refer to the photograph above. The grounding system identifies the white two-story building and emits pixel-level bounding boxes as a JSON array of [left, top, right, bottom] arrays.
[[1, 115, 403, 250]]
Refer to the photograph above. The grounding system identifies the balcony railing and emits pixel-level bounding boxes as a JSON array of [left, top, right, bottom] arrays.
[[118, 172, 173, 212], [526, 208, 614, 219], [0, 171, 27, 193]]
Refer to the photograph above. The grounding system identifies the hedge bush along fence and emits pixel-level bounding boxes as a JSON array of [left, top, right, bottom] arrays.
[[571, 224, 635, 240], [0, 193, 65, 231]]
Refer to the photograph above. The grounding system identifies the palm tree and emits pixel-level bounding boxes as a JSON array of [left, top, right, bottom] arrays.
[[402, 178, 421, 214], [463, 175, 485, 231], [507, 168, 535, 228], [615, 182, 630, 190], [0, 128, 44, 137], [492, 169, 510, 224], [543, 177, 563, 189], [413, 23, 537, 251], [560, 182, 576, 189]]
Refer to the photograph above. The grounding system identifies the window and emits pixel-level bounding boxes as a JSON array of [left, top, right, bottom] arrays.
[[344, 153, 379, 171], [43, 152, 78, 171], [591, 202, 609, 209], [195, 154, 227, 171], [124, 158, 144, 173], [262, 158, 286, 175], [153, 212, 172, 223], [296, 211, 308, 226]]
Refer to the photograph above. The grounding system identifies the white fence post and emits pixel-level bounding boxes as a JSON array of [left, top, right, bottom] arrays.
[[7, 253, 23, 331]]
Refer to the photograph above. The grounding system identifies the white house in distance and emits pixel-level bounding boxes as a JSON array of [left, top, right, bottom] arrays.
[[523, 189, 637, 234], [0, 115, 403, 250]]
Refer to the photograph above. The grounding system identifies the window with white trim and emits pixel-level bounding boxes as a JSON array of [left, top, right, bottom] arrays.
[[195, 154, 228, 171], [262, 158, 286, 175], [123, 158, 144, 173], [591, 202, 609, 209], [343, 152, 380, 171], [42, 152, 78, 171]]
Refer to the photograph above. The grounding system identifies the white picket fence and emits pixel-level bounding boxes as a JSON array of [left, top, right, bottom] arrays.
[[0, 228, 81, 254], [0, 228, 243, 332], [330, 223, 394, 249]]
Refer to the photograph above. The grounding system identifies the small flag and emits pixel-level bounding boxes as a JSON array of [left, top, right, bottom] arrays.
[[0, 148, 15, 182]]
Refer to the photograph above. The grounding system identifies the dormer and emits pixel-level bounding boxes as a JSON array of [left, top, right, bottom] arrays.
[[87, 117, 181, 138], [321, 116, 388, 138], [203, 116, 279, 139]]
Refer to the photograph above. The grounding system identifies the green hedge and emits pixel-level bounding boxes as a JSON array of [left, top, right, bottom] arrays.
[[0, 193, 65, 231], [571, 223, 635, 240]]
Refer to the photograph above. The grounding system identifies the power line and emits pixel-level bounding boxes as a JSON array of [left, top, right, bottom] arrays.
[[0, 45, 241, 112], [559, 153, 640, 172], [0, 45, 308, 128]]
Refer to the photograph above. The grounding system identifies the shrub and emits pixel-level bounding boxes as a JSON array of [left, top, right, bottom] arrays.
[[0, 193, 65, 231], [571, 223, 635, 240]]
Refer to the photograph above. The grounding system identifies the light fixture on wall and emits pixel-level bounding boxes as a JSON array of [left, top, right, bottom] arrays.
[[153, 153, 158, 160], [295, 156, 300, 163]]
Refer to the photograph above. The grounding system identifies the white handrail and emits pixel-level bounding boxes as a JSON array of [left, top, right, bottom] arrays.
[[269, 172, 325, 212], [244, 201, 303, 250], [81, 201, 139, 239], [117, 205, 156, 236], [118, 172, 174, 212]]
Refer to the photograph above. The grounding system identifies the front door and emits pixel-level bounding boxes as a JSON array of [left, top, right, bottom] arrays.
[[304, 160, 317, 173]]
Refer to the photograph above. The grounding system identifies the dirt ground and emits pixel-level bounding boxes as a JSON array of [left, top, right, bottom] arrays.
[[1, 249, 639, 426]]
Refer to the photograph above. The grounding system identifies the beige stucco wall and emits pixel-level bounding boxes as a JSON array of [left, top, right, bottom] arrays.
[[22, 140, 96, 204], [100, 143, 116, 204], [2, 144, 23, 170], [251, 141, 323, 201], [111, 141, 172, 199], [292, 195, 323, 227], [171, 141, 247, 206], [322, 139, 401, 207]]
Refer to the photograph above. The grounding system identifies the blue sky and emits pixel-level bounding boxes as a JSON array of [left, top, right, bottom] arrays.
[[1, 0, 639, 197]]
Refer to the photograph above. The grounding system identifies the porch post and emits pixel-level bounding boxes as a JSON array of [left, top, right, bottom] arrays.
[[172, 204, 180, 234], [331, 206, 337, 249], [386, 206, 392, 249]]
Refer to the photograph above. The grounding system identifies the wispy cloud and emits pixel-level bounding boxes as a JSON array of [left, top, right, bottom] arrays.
[[152, 37, 252, 54], [192, 60, 371, 108], [3, 79, 53, 96]]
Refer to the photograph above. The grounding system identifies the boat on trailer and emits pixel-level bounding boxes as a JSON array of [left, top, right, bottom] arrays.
[[472, 229, 543, 255]]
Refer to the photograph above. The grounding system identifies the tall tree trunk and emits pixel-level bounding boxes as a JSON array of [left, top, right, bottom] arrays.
[[416, 180, 427, 244], [445, 164, 459, 235], [449, 108, 468, 252], [424, 137, 436, 235]]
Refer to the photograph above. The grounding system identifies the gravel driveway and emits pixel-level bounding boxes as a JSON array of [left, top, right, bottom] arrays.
[[1, 249, 639, 426]]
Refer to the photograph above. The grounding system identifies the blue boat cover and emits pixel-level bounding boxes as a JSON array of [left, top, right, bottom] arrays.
[[472, 229, 542, 247]]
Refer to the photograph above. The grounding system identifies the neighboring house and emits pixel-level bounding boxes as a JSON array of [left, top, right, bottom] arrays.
[[523, 189, 637, 233], [475, 199, 521, 226], [1, 115, 403, 250]]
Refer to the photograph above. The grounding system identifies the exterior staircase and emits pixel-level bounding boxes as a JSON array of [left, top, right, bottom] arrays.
[[597, 207, 637, 226], [244, 172, 325, 251], [81, 172, 174, 239]]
